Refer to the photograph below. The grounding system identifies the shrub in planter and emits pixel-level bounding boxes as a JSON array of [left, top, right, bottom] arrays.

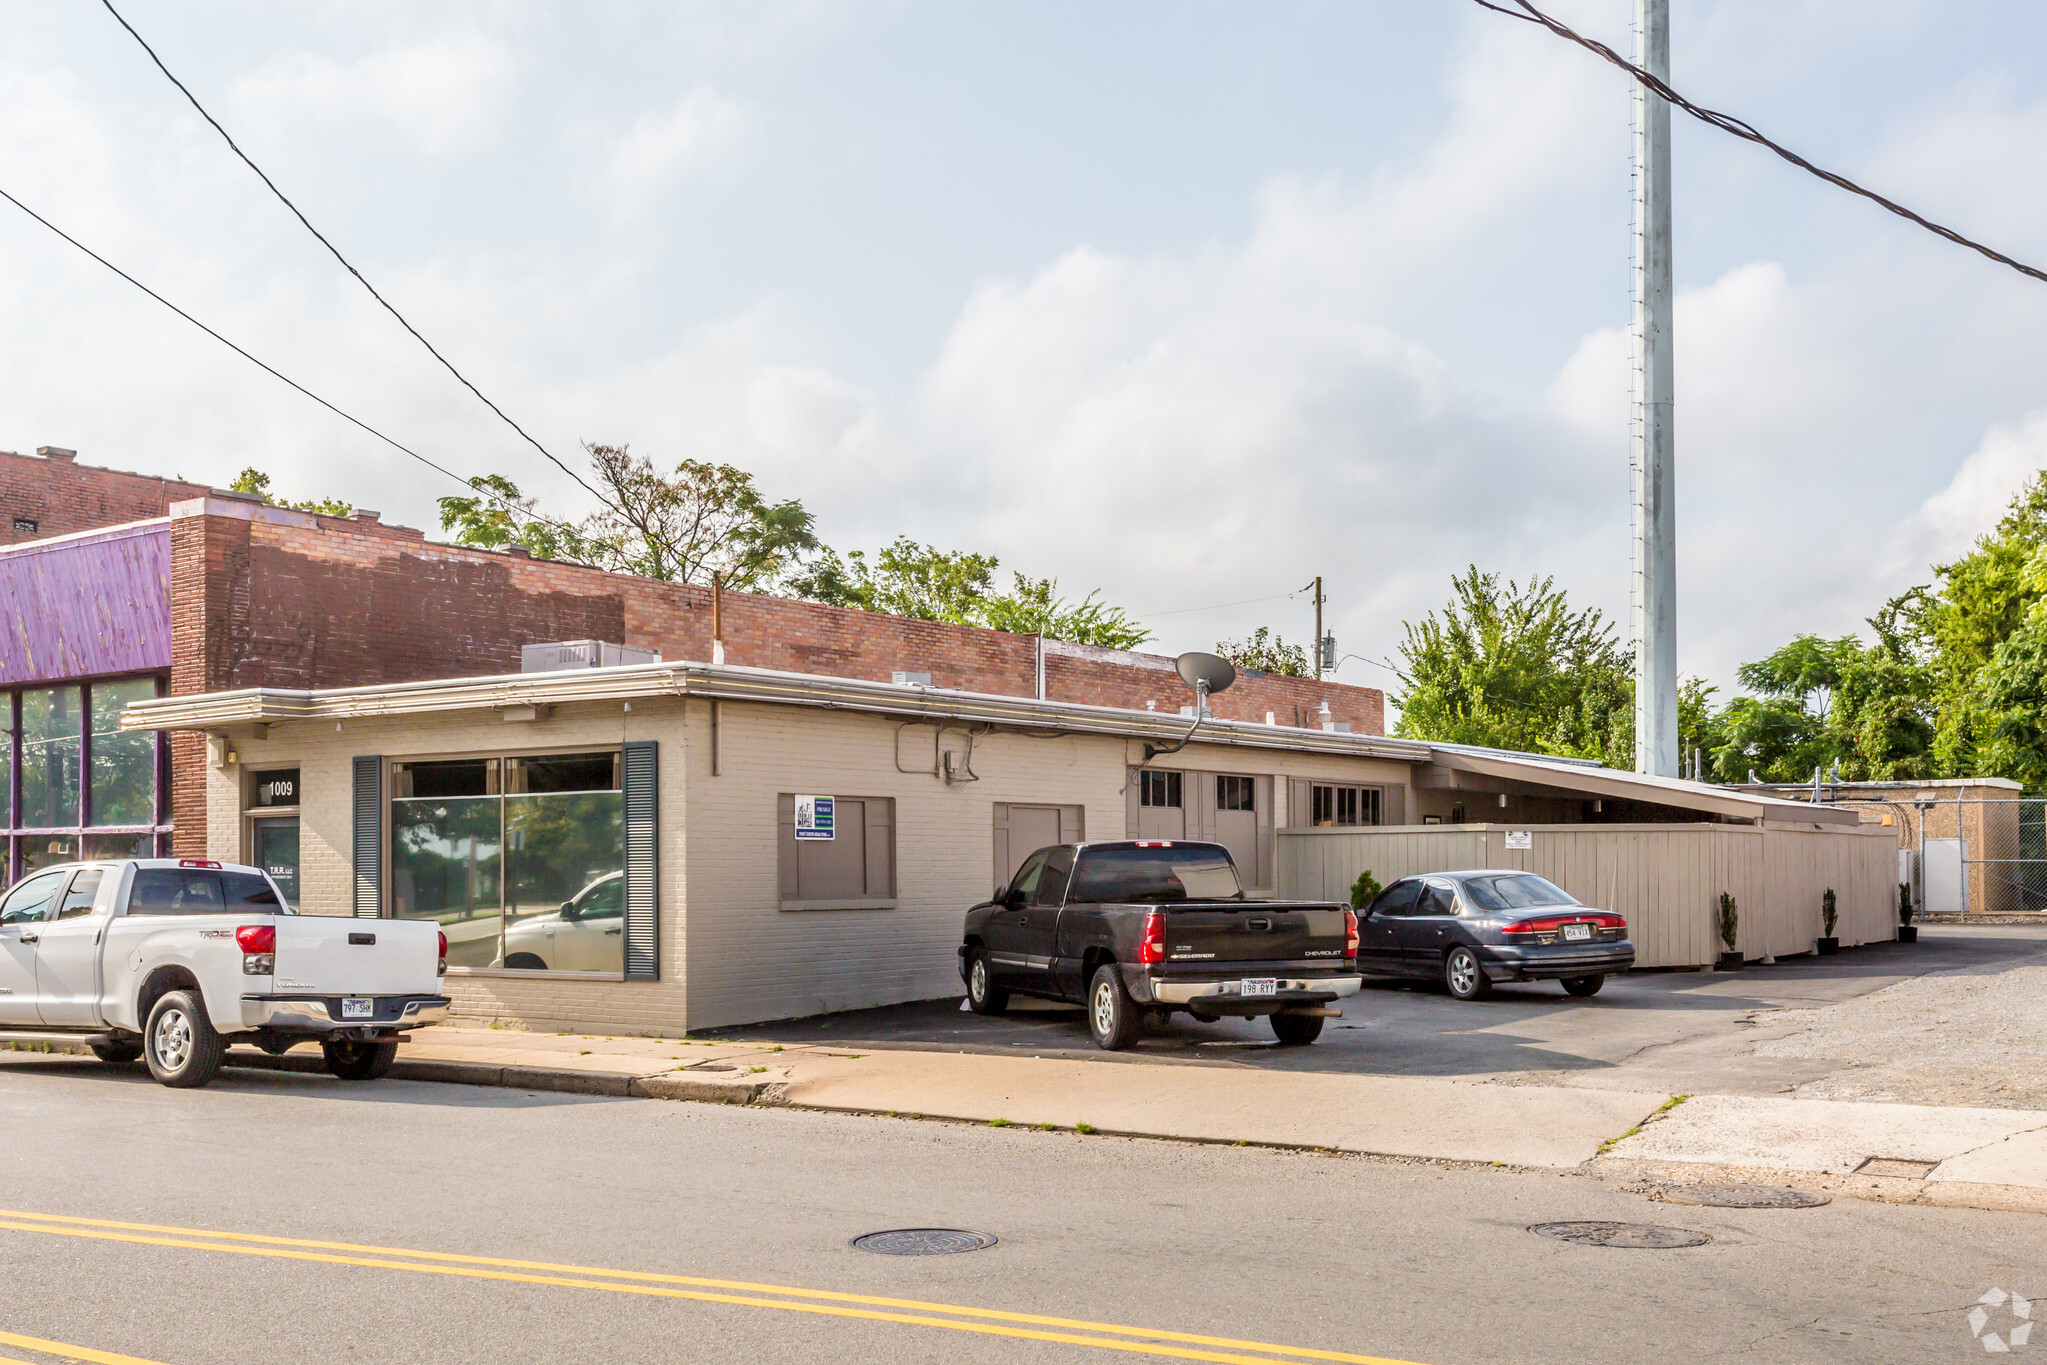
[[1716, 892, 1743, 970], [1897, 882, 1918, 943], [1816, 887, 1839, 955], [1349, 870, 1382, 909]]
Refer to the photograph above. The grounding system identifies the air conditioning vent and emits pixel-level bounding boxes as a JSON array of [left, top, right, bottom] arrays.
[[520, 640, 662, 673]]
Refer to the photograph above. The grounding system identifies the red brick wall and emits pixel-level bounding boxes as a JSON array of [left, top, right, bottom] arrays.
[[0, 448, 212, 545], [168, 499, 1387, 844]]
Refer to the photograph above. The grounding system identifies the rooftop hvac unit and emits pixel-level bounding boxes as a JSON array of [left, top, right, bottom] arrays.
[[520, 640, 663, 673]]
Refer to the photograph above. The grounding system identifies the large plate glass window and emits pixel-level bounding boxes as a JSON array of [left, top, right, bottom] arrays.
[[391, 752, 623, 974], [0, 676, 169, 879]]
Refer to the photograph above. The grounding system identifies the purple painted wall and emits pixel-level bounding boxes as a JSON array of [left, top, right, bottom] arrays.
[[0, 521, 170, 685]]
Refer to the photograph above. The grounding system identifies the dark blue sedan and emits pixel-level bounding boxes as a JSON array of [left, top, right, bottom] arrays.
[[1357, 870, 1634, 1000]]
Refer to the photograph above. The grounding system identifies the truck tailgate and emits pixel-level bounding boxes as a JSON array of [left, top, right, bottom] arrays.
[[1160, 903, 1349, 965], [273, 919, 441, 996]]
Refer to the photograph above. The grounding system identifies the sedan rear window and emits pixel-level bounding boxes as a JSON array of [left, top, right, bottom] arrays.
[[1460, 874, 1577, 911], [1067, 846, 1244, 903], [128, 869, 288, 915]]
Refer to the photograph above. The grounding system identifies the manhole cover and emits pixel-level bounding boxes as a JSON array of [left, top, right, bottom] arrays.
[[851, 1229, 998, 1256], [1532, 1221, 1709, 1249], [1660, 1184, 1830, 1209]]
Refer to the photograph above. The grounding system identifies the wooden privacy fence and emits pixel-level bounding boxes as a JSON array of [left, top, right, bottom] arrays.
[[1275, 822, 1899, 968]]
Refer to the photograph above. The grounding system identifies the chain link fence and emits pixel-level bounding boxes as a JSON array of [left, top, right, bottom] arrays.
[[1836, 796, 2047, 918]]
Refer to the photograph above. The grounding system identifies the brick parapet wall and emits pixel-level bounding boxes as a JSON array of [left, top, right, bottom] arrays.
[[0, 448, 213, 545]]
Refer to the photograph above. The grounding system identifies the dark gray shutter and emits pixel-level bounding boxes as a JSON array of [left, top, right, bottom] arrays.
[[352, 755, 382, 918], [623, 740, 659, 980]]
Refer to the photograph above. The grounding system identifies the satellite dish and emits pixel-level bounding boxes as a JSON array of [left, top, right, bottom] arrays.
[[1175, 652, 1236, 696]]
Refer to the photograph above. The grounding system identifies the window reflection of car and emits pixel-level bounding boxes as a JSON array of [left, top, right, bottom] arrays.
[[502, 873, 624, 971]]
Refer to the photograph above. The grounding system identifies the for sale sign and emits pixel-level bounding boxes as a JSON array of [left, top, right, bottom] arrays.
[[795, 795, 836, 840]]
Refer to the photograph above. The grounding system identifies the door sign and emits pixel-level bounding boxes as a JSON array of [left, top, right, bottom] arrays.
[[794, 795, 836, 841]]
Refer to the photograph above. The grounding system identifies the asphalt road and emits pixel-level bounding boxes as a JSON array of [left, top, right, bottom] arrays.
[[725, 924, 2047, 1098], [0, 1059, 2037, 1365]]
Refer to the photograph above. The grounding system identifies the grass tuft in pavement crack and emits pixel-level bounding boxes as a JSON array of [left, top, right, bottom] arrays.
[[1074, 1122, 1096, 1134], [1598, 1093, 1691, 1155], [987, 1117, 1011, 1127]]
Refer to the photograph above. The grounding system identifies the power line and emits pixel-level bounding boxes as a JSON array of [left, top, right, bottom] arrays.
[[98, 0, 611, 501], [1473, 0, 2047, 287], [1136, 588, 1311, 619], [0, 183, 578, 539]]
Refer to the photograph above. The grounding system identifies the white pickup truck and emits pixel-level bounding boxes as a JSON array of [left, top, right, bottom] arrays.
[[0, 858, 449, 1088]]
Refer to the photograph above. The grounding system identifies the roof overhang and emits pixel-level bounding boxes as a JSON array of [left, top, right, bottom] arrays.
[[1424, 748, 1862, 826], [122, 661, 1437, 763]]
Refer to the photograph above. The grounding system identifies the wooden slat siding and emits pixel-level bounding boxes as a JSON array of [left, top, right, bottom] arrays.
[[1275, 822, 1896, 968], [351, 755, 381, 918], [622, 740, 659, 980]]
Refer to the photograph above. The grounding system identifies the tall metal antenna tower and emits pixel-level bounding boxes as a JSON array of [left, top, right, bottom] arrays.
[[1631, 0, 1679, 777]]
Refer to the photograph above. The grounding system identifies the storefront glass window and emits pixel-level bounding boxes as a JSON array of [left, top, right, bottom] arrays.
[[82, 832, 153, 861], [392, 795, 503, 969], [389, 751, 623, 974], [90, 679, 157, 826], [21, 834, 78, 875], [20, 687, 82, 829]]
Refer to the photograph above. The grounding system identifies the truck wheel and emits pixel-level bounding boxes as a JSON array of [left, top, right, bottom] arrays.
[[1087, 964, 1142, 1051], [1270, 1013, 1325, 1045], [965, 949, 1008, 1016], [90, 1040, 142, 1065], [1561, 974, 1606, 998], [1443, 946, 1492, 1001], [322, 1039, 399, 1081], [144, 990, 227, 1088]]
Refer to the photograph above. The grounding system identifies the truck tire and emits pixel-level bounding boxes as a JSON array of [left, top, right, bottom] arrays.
[[1270, 1013, 1325, 1045], [1443, 946, 1492, 1001], [90, 1040, 142, 1065], [965, 948, 1008, 1016], [1087, 964, 1142, 1052], [144, 990, 227, 1088], [1561, 974, 1605, 998], [322, 1039, 399, 1081]]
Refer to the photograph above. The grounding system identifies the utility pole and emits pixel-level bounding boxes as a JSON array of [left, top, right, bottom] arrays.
[[1632, 0, 1679, 778], [1312, 576, 1325, 680]]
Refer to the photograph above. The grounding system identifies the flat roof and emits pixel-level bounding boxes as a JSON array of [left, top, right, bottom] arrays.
[[123, 659, 1851, 824]]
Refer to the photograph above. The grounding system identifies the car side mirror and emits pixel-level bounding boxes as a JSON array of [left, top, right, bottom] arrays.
[[558, 900, 575, 919], [1004, 890, 1026, 910]]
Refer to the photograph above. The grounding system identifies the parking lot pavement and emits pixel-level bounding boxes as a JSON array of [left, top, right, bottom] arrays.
[[720, 924, 2047, 1103]]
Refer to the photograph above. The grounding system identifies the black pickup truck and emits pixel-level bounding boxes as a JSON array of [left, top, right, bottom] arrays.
[[959, 840, 1361, 1050]]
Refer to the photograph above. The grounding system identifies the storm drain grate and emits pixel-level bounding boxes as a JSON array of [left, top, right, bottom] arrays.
[[1660, 1184, 1831, 1209], [682, 1062, 737, 1072], [1854, 1157, 1939, 1179], [851, 1229, 999, 1256], [1532, 1221, 1709, 1249]]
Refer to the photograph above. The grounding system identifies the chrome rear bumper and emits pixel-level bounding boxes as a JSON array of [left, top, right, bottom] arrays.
[[239, 995, 451, 1031], [1148, 975, 1363, 1005]]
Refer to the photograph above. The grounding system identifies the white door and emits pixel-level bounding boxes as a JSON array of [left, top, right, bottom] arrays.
[[0, 870, 69, 1025], [34, 868, 110, 1026], [1924, 838, 1966, 916]]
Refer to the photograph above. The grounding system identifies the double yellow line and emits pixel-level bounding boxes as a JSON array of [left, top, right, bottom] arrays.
[[0, 1208, 1427, 1365]]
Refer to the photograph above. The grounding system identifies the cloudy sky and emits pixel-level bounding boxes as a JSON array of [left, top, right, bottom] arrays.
[[5, 0, 2047, 705]]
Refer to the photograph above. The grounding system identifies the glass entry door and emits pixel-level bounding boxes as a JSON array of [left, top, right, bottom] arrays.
[[253, 817, 301, 910]]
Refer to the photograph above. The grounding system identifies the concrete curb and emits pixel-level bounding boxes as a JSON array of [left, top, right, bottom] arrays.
[[223, 1049, 778, 1103]]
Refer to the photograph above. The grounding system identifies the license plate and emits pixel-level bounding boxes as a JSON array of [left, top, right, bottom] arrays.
[[1563, 923, 1592, 942], [1240, 978, 1278, 998], [341, 997, 374, 1019]]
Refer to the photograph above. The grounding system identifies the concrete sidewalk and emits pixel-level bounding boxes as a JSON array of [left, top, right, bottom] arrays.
[[215, 1026, 2047, 1199]]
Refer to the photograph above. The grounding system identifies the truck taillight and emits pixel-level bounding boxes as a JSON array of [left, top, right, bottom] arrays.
[[1344, 909, 1359, 960], [438, 930, 448, 976], [238, 923, 275, 976], [1137, 911, 1166, 965]]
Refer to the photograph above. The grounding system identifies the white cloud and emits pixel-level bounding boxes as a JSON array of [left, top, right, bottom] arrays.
[[233, 32, 519, 156], [605, 89, 742, 208], [1883, 410, 2047, 578]]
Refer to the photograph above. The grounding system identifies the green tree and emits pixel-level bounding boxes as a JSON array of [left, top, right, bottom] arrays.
[[230, 468, 353, 517], [1391, 567, 1633, 768], [438, 444, 823, 592], [1216, 627, 1310, 678], [792, 538, 1150, 650]]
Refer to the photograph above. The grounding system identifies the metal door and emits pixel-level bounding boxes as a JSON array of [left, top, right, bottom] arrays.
[[1924, 839, 1967, 916], [34, 868, 109, 1026], [0, 870, 68, 1025]]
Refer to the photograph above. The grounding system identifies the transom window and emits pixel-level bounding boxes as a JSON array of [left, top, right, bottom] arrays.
[[390, 751, 625, 976], [1139, 771, 1182, 809], [0, 677, 168, 879], [1311, 783, 1381, 827]]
